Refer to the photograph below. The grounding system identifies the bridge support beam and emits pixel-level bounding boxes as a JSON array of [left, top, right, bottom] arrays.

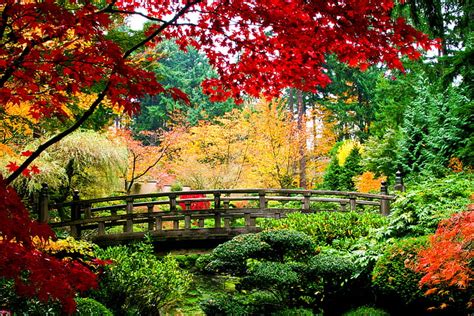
[[70, 190, 81, 239], [214, 213, 222, 228], [38, 183, 49, 223]]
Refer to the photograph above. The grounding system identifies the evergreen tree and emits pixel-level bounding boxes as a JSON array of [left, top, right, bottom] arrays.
[[133, 41, 237, 132]]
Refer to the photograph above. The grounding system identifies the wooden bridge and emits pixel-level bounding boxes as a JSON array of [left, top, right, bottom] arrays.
[[38, 183, 401, 246]]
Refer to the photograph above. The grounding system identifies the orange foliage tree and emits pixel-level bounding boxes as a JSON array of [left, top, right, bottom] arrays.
[[354, 171, 386, 193], [115, 129, 182, 194], [414, 211, 473, 312]]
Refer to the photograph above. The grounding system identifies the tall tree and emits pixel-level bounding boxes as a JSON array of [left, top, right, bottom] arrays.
[[133, 40, 237, 132], [296, 90, 307, 188]]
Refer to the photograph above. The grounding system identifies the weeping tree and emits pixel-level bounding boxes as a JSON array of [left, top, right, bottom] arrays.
[[1, 130, 128, 203]]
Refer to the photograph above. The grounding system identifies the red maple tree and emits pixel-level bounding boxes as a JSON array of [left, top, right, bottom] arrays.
[[1, 0, 436, 183], [414, 211, 473, 311], [0, 176, 99, 313]]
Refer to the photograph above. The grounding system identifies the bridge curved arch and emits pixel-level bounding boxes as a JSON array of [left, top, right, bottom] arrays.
[[42, 188, 395, 246]]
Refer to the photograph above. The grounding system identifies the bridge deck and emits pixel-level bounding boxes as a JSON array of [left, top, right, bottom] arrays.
[[39, 188, 395, 245]]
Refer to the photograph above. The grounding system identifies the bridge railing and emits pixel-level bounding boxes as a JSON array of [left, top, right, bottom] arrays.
[[37, 180, 404, 243]]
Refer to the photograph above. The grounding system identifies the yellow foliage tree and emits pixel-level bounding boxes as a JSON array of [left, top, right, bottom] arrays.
[[167, 98, 311, 189], [337, 139, 361, 166], [306, 104, 337, 187], [168, 109, 252, 189], [244, 99, 303, 188]]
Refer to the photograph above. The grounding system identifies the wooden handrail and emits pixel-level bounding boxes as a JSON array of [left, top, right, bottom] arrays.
[[40, 187, 398, 242]]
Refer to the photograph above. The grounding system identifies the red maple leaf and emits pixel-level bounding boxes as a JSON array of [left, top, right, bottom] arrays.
[[6, 162, 19, 173], [30, 165, 41, 174]]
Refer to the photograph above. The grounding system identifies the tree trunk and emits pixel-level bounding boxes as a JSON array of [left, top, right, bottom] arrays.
[[297, 90, 307, 188]]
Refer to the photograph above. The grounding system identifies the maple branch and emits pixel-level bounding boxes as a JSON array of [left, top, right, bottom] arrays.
[[105, 8, 166, 24], [0, 34, 53, 88], [126, 152, 138, 193], [132, 144, 170, 182]]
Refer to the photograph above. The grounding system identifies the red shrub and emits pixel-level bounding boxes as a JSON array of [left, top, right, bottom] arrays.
[[0, 177, 98, 314], [179, 193, 210, 210]]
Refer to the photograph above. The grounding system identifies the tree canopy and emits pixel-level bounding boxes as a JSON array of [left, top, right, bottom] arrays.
[[1, 0, 436, 183]]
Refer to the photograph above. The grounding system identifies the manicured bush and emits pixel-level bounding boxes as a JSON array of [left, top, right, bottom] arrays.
[[262, 211, 387, 249], [199, 230, 376, 314], [307, 249, 373, 314], [199, 230, 321, 313], [75, 297, 113, 316], [91, 242, 191, 315], [372, 236, 430, 309]]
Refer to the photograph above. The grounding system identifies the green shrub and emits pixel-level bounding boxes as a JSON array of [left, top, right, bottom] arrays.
[[91, 242, 191, 315], [307, 249, 372, 314], [200, 230, 374, 314], [75, 297, 112, 316], [272, 307, 316, 315], [385, 173, 472, 237], [343, 306, 389, 316], [372, 236, 429, 306], [200, 294, 252, 315], [174, 253, 201, 270], [262, 211, 387, 249], [199, 230, 321, 313]]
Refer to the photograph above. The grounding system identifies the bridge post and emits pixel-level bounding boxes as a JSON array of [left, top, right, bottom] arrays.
[[303, 192, 311, 212], [259, 190, 267, 209], [214, 212, 222, 228], [184, 212, 191, 230], [169, 194, 177, 211], [125, 196, 133, 233], [244, 212, 253, 227], [38, 183, 49, 223], [155, 216, 162, 231], [147, 204, 154, 231], [394, 170, 405, 192], [213, 191, 221, 209], [349, 194, 357, 211], [380, 181, 390, 215], [70, 190, 81, 238]]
